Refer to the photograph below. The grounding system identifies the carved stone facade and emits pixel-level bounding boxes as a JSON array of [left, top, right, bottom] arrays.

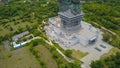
[[58, 10, 83, 30]]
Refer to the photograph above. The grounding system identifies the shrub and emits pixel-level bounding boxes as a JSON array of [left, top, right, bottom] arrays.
[[102, 33, 111, 42], [64, 49, 72, 57]]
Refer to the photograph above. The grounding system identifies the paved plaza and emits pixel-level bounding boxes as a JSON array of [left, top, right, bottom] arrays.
[[57, 30, 113, 68]]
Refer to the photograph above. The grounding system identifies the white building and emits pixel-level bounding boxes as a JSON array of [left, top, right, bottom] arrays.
[[45, 16, 100, 47]]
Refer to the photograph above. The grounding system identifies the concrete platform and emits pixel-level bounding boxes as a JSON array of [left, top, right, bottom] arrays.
[[45, 16, 113, 68]]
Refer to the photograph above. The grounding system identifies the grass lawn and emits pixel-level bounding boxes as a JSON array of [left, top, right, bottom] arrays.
[[0, 45, 41, 68], [34, 45, 58, 68], [71, 49, 88, 60], [101, 47, 120, 60]]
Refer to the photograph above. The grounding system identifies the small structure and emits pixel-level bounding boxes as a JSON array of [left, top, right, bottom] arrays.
[[12, 31, 30, 48], [12, 31, 29, 42]]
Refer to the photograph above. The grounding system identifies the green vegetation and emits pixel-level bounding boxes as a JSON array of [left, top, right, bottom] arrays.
[[52, 40, 88, 62], [30, 45, 58, 68], [90, 47, 120, 68], [90, 60, 104, 68], [52, 41, 64, 52], [64, 49, 72, 57], [0, 45, 3, 52], [1, 0, 120, 68], [82, 0, 120, 48], [0, 45, 41, 68], [27, 39, 81, 68], [102, 31, 120, 48], [52, 41, 72, 57], [82, 1, 120, 67], [35, 45, 58, 68], [91, 52, 120, 68], [0, 0, 58, 41], [0, 13, 38, 38], [27, 39, 57, 68], [101, 48, 120, 59], [71, 50, 88, 59], [102, 32, 111, 42], [30, 47, 47, 68], [30, 29, 40, 36]]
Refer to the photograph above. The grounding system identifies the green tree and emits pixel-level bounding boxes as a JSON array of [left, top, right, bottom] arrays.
[[31, 29, 40, 36], [64, 49, 72, 57], [102, 33, 110, 42], [60, 62, 81, 68], [90, 61, 104, 68]]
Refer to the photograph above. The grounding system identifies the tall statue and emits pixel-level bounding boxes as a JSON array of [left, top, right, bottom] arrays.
[[58, 0, 81, 15]]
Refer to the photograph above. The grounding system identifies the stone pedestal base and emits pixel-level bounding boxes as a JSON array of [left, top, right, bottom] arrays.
[[58, 10, 84, 30]]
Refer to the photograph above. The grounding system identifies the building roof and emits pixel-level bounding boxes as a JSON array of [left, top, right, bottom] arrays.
[[77, 21, 97, 40], [12, 31, 29, 41]]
